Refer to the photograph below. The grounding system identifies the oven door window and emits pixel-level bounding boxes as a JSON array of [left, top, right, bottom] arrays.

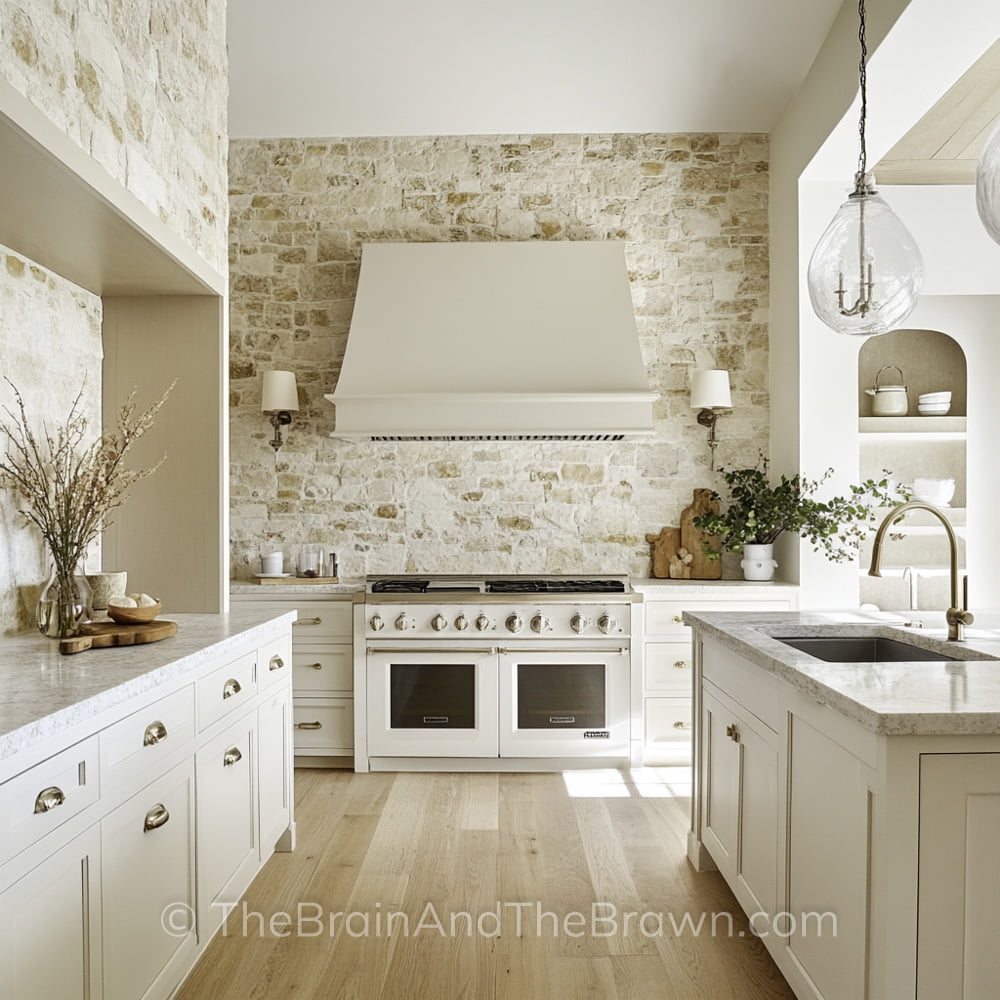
[[516, 663, 606, 729], [390, 662, 476, 729]]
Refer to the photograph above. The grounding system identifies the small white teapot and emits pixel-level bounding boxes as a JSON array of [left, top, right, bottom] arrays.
[[865, 365, 908, 417]]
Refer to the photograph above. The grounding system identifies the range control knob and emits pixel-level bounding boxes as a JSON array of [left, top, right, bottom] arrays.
[[475, 614, 493, 632], [394, 613, 413, 632], [369, 613, 385, 632], [530, 613, 551, 633], [431, 613, 448, 632], [570, 613, 591, 634], [505, 613, 523, 634], [597, 613, 618, 635], [454, 613, 470, 631]]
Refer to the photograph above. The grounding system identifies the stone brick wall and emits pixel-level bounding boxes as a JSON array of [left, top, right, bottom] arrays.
[[0, 1, 227, 631], [0, 0, 229, 272], [0, 249, 102, 634], [229, 133, 769, 580]]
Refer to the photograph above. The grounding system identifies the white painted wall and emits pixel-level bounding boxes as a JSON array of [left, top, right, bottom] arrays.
[[770, 0, 1000, 609]]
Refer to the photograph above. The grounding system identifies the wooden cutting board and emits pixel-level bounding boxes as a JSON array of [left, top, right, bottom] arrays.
[[59, 620, 178, 656]]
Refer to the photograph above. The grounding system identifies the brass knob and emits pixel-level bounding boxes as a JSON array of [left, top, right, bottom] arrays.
[[673, 660, 687, 670]]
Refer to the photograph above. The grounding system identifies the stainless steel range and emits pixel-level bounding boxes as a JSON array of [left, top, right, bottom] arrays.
[[354, 575, 640, 771]]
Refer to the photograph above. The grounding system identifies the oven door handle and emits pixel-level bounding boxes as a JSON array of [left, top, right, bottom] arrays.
[[498, 646, 628, 655], [367, 646, 497, 655]]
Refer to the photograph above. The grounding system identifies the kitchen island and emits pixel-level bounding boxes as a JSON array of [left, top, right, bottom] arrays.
[[0, 609, 295, 1000], [684, 610, 1000, 1000]]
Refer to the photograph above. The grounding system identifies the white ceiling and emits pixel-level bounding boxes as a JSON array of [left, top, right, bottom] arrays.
[[227, 0, 844, 138]]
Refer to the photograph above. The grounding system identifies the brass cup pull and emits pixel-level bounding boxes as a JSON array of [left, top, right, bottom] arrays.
[[223, 747, 243, 766], [295, 721, 322, 730], [307, 662, 323, 670], [672, 720, 693, 731], [34, 786, 66, 814], [673, 660, 688, 669], [143, 720, 168, 746], [143, 803, 170, 832], [268, 655, 285, 672], [294, 617, 322, 627], [223, 678, 242, 699]]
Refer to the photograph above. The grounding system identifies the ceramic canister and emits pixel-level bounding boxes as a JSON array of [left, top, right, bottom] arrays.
[[865, 364, 908, 416]]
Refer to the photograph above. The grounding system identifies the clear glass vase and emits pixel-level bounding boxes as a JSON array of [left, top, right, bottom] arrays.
[[37, 561, 93, 639]]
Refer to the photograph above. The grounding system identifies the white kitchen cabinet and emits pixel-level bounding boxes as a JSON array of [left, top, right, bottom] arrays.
[[0, 824, 101, 1000], [689, 621, 1000, 1000], [258, 685, 294, 856], [101, 758, 197, 1000], [632, 581, 798, 764], [917, 753, 1000, 999], [701, 682, 778, 919], [195, 712, 258, 937], [0, 612, 295, 1000], [232, 593, 355, 764]]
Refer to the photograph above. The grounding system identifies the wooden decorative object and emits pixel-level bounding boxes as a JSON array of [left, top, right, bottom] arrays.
[[646, 526, 687, 579], [680, 488, 723, 580], [59, 620, 178, 655]]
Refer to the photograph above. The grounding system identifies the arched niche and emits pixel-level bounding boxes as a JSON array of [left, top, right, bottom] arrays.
[[858, 329, 967, 417]]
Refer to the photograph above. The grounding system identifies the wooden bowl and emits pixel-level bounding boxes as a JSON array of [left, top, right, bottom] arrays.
[[106, 600, 162, 624]]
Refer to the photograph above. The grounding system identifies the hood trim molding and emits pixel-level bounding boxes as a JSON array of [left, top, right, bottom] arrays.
[[325, 391, 658, 441]]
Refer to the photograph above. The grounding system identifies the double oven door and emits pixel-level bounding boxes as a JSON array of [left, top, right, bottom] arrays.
[[366, 640, 629, 759]]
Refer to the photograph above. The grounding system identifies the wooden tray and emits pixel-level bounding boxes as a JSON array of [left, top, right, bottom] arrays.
[[59, 620, 178, 656]]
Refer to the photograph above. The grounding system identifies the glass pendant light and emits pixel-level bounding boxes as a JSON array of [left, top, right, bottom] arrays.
[[807, 0, 923, 337], [975, 116, 1000, 244]]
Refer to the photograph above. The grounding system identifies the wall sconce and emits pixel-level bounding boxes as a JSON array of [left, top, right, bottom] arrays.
[[261, 370, 299, 452], [690, 369, 731, 470]]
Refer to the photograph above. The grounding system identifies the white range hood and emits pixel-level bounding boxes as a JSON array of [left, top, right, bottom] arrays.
[[325, 241, 657, 440]]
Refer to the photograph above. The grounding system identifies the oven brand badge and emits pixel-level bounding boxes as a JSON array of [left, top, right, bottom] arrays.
[[583, 730, 610, 739]]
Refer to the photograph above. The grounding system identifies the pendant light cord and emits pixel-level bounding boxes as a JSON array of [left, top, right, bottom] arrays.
[[855, 0, 869, 190]]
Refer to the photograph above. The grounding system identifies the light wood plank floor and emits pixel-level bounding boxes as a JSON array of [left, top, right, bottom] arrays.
[[176, 767, 795, 1000]]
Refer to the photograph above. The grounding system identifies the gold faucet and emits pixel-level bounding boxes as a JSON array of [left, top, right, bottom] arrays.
[[868, 501, 973, 641]]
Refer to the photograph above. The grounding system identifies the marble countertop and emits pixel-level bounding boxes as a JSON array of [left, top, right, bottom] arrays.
[[684, 610, 1000, 736], [0, 609, 295, 765], [230, 578, 363, 596]]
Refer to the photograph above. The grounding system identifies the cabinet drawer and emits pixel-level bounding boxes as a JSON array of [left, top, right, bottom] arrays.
[[0, 736, 100, 862], [646, 599, 794, 637], [259, 633, 293, 692], [101, 758, 195, 1000], [645, 641, 693, 694], [290, 600, 352, 639], [292, 646, 353, 694], [100, 685, 195, 796], [645, 697, 693, 746], [293, 699, 354, 752], [197, 650, 257, 732]]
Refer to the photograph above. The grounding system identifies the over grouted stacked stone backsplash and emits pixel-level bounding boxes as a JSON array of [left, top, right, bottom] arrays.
[[228, 133, 769, 580]]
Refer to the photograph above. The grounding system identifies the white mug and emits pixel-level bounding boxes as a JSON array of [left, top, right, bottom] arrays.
[[260, 551, 283, 575]]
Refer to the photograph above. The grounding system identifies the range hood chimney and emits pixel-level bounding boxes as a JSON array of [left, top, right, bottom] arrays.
[[326, 241, 657, 441]]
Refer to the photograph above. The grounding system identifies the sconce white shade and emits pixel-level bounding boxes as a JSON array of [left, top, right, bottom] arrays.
[[261, 370, 299, 412], [690, 370, 731, 409]]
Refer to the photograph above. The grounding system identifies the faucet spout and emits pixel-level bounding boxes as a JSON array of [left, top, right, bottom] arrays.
[[868, 501, 973, 640]]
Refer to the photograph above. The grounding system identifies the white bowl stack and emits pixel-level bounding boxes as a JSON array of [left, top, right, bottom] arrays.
[[912, 477, 956, 506], [917, 390, 951, 415]]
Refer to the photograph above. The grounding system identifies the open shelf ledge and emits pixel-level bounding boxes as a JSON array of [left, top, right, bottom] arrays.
[[858, 416, 966, 437]]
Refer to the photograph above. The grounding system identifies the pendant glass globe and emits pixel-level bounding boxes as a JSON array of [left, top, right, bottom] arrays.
[[976, 117, 1000, 245], [807, 186, 923, 337]]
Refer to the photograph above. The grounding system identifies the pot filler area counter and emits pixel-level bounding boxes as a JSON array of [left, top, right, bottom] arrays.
[[684, 610, 1000, 1000]]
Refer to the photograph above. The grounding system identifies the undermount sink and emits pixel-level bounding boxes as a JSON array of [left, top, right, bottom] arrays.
[[773, 635, 959, 663]]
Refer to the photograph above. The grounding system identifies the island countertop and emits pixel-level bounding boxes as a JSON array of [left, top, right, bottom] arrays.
[[0, 609, 296, 766], [683, 610, 1000, 736]]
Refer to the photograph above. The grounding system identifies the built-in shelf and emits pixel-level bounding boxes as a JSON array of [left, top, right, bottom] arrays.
[[859, 416, 967, 437]]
